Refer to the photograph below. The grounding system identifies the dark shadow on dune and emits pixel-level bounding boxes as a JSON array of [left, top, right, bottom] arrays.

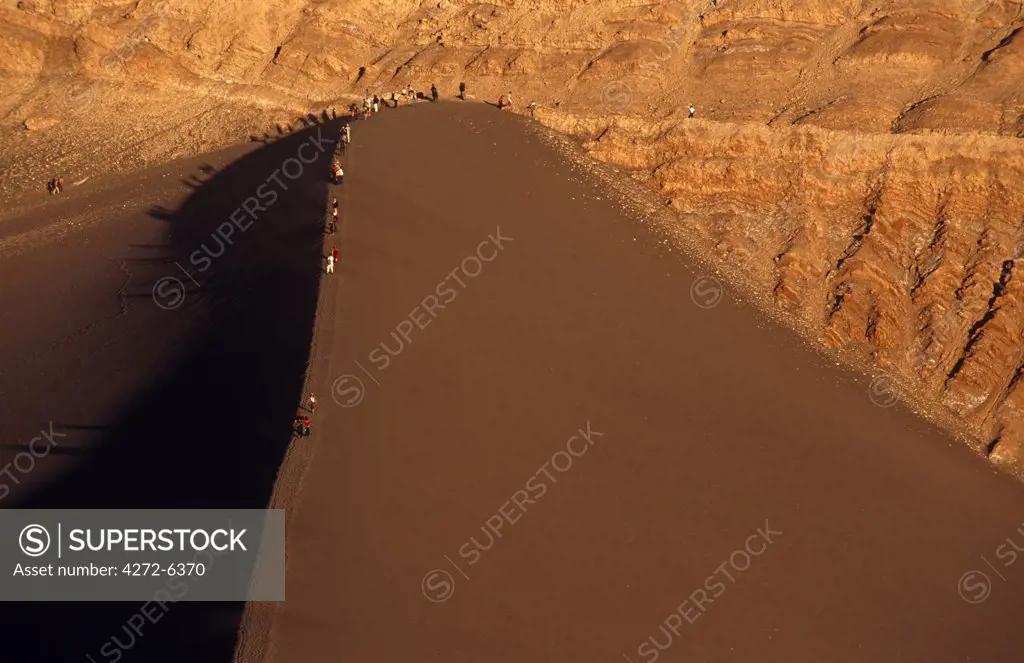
[[0, 118, 344, 663]]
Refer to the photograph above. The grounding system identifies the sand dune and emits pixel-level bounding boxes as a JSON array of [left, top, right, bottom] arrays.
[[0, 20, 1019, 659], [236, 102, 1023, 663], [3, 0, 1023, 469]]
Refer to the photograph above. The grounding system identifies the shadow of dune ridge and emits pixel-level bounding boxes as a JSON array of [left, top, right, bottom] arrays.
[[0, 119, 343, 663]]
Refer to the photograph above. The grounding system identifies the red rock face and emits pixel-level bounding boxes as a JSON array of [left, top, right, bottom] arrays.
[[542, 115, 1024, 474], [1, 0, 1022, 473]]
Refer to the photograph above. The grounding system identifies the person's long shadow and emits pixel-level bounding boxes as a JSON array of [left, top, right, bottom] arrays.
[[0, 119, 343, 663]]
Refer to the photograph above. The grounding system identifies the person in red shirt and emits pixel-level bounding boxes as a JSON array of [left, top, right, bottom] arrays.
[[332, 246, 340, 264]]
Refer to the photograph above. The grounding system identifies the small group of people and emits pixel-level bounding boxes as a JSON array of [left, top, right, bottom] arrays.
[[325, 180, 341, 273], [362, 94, 380, 116], [339, 123, 351, 150], [295, 389, 317, 437], [294, 396, 314, 436], [325, 244, 339, 274], [327, 196, 339, 234], [295, 413, 312, 436], [47, 177, 64, 195], [353, 82, 457, 118]]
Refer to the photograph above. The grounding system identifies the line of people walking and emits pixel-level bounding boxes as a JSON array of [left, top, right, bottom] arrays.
[[352, 81, 477, 119], [299, 81, 534, 438], [348, 81, 539, 118], [298, 132, 346, 436]]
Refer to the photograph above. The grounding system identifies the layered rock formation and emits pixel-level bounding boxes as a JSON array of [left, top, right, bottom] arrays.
[[2, 0, 1023, 472]]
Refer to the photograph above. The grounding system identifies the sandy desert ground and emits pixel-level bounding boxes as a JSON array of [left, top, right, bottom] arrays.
[[3, 0, 1024, 470], [1, 98, 1022, 662], [1, 1, 1024, 662]]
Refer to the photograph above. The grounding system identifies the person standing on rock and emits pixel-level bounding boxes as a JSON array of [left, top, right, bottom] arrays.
[[688, 104, 696, 118], [326, 252, 335, 274], [431, 83, 439, 102], [308, 393, 317, 413], [332, 246, 340, 265], [329, 208, 338, 234], [459, 82, 466, 99]]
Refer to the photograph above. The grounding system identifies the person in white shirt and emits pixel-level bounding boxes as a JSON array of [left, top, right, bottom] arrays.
[[326, 254, 335, 274]]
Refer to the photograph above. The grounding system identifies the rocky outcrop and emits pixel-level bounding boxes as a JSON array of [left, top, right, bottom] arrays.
[[535, 109, 1024, 471], [1, 0, 1022, 473]]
